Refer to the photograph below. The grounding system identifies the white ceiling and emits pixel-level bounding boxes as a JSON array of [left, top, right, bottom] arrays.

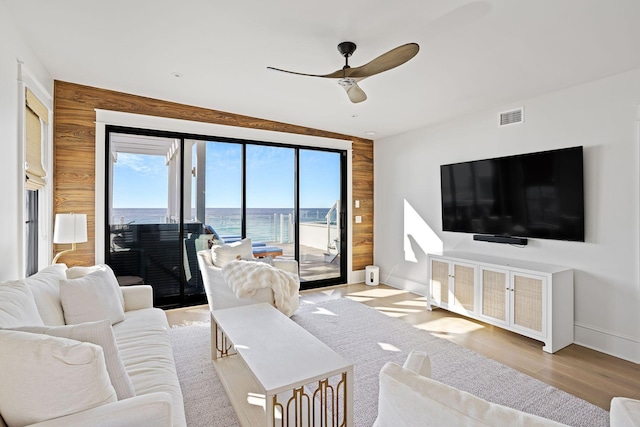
[[6, 0, 640, 140]]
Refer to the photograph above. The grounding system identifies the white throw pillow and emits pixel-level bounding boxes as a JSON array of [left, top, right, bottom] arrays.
[[66, 264, 125, 309], [60, 269, 125, 325], [13, 320, 135, 400], [0, 330, 116, 427], [0, 281, 44, 328], [66, 264, 103, 279], [22, 264, 68, 326], [211, 238, 254, 267]]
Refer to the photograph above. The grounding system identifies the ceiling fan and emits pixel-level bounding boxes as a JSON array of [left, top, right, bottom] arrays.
[[267, 42, 420, 103]]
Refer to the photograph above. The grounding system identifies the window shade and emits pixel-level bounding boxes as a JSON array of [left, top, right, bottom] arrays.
[[25, 88, 48, 191]]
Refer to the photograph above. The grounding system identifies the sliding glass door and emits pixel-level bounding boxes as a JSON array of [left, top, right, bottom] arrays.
[[194, 141, 347, 289], [106, 130, 205, 307], [298, 149, 345, 283], [106, 127, 347, 308], [246, 145, 295, 258]]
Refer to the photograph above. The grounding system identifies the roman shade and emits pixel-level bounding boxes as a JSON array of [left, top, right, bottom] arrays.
[[25, 88, 49, 191]]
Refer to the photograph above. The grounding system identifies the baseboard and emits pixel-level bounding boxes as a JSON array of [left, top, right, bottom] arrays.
[[349, 269, 365, 285], [574, 322, 640, 363]]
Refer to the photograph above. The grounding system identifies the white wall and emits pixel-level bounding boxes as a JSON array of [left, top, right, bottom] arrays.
[[0, 0, 52, 280], [375, 67, 640, 363]]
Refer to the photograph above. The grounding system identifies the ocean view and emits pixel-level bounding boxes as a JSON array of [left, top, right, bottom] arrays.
[[111, 207, 333, 243]]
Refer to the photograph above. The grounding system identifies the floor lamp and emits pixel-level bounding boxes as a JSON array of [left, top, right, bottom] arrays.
[[52, 213, 87, 264]]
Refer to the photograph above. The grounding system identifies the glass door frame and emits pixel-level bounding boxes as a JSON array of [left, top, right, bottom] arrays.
[[104, 125, 348, 306]]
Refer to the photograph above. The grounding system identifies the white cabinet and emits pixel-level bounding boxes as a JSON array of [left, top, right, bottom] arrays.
[[428, 252, 573, 353], [429, 258, 477, 315]]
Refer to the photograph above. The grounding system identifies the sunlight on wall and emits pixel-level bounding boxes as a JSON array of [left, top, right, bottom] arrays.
[[404, 200, 443, 262]]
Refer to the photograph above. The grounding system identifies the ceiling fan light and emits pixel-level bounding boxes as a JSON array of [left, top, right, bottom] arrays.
[[338, 78, 356, 87]]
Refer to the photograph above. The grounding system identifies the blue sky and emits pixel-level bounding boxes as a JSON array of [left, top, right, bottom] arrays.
[[112, 141, 341, 209]]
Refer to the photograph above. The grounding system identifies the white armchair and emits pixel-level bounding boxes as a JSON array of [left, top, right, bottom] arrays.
[[196, 249, 299, 314]]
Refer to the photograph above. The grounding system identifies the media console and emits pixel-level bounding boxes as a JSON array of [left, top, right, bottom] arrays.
[[427, 251, 574, 353]]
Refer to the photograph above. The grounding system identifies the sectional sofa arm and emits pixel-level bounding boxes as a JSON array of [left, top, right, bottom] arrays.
[[611, 397, 640, 427], [273, 259, 299, 276], [121, 285, 154, 311], [27, 392, 173, 427]]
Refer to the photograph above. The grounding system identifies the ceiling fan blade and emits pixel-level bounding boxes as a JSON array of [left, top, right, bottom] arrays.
[[344, 43, 419, 78], [340, 80, 367, 103], [268, 43, 418, 80], [267, 66, 329, 78]]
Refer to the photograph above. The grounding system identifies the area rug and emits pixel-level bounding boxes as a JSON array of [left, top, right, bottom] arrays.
[[170, 298, 609, 427]]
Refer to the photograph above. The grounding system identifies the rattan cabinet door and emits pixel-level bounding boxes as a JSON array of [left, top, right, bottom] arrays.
[[479, 267, 509, 327], [430, 259, 450, 308], [510, 272, 547, 339], [452, 263, 477, 314]]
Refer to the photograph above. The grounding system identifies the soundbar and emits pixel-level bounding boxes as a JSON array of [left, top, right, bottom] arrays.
[[473, 235, 528, 245]]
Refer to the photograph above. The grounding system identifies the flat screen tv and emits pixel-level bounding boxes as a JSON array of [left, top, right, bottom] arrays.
[[440, 146, 584, 242]]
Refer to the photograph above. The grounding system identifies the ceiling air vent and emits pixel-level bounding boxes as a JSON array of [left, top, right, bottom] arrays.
[[498, 108, 524, 127]]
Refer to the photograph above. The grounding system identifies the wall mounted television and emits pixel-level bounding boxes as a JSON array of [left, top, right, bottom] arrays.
[[440, 146, 585, 242]]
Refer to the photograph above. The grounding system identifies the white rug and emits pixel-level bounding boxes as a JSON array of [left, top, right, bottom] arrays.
[[170, 298, 609, 427]]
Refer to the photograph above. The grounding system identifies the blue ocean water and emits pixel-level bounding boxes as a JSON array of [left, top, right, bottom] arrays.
[[111, 207, 332, 243]]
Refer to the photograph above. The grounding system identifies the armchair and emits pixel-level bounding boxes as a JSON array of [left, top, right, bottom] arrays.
[[196, 249, 299, 314]]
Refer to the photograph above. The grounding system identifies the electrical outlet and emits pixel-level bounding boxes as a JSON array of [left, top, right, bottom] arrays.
[[355, 200, 360, 208]]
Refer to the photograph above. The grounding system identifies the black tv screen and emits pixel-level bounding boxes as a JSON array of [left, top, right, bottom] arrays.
[[440, 146, 585, 242]]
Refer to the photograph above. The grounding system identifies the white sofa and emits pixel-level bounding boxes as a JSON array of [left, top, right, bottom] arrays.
[[374, 351, 640, 427], [0, 264, 186, 427]]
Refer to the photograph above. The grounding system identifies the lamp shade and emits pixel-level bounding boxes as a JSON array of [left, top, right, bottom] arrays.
[[53, 213, 88, 244]]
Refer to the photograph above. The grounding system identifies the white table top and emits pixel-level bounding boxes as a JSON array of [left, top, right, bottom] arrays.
[[212, 303, 352, 395]]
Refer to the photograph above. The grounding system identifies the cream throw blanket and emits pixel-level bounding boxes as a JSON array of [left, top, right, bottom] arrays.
[[221, 260, 300, 316]]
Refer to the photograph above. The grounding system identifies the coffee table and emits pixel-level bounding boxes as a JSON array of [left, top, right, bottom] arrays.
[[210, 303, 354, 427]]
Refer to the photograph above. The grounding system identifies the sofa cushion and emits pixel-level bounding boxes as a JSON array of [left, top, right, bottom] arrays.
[[66, 264, 125, 309], [23, 264, 67, 326], [113, 308, 186, 427], [0, 281, 44, 328], [0, 329, 116, 427], [13, 320, 135, 400], [60, 269, 125, 325], [211, 238, 253, 267]]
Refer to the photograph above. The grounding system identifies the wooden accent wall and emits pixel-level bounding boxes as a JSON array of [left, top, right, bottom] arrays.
[[351, 138, 374, 270], [53, 81, 373, 272]]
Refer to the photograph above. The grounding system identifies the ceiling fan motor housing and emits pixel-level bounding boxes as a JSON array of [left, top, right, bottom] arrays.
[[337, 41, 357, 58]]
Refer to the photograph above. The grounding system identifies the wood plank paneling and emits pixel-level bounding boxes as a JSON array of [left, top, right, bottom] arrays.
[[351, 137, 374, 271], [53, 81, 374, 272]]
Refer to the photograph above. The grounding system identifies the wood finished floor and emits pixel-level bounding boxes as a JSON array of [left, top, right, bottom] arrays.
[[165, 283, 640, 411]]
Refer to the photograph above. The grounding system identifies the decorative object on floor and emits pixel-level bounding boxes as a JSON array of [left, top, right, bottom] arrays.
[[169, 298, 608, 427], [365, 265, 380, 286], [52, 212, 87, 263], [268, 42, 419, 103]]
